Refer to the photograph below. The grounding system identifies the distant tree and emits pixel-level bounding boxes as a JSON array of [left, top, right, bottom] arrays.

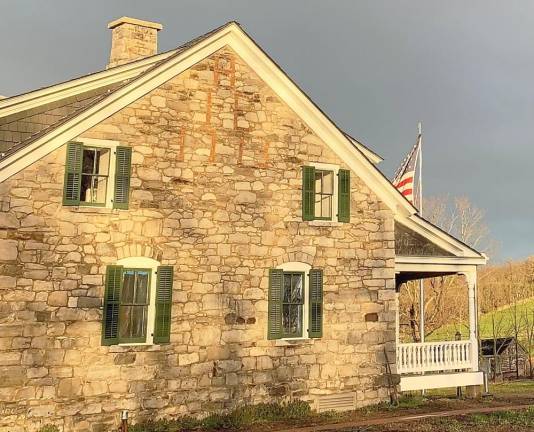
[[522, 307, 534, 378], [399, 195, 493, 342]]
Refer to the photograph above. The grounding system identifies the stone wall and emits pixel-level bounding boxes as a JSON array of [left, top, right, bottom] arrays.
[[0, 48, 396, 432]]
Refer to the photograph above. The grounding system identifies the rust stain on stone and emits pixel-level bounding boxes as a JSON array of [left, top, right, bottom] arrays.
[[262, 139, 270, 167], [209, 129, 217, 162], [179, 128, 185, 162], [206, 90, 212, 126], [238, 135, 244, 164]]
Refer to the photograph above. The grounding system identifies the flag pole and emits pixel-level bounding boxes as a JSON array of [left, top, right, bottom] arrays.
[[417, 122, 425, 394], [418, 121, 423, 216], [418, 122, 425, 344]]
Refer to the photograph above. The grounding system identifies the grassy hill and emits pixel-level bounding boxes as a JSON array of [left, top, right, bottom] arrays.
[[427, 298, 534, 352]]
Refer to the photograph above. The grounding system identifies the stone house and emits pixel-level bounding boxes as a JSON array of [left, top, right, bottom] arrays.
[[0, 17, 487, 431]]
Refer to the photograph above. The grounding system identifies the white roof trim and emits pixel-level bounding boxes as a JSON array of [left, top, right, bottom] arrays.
[[396, 256, 485, 267], [345, 135, 383, 164], [0, 50, 176, 117], [0, 23, 417, 216], [396, 260, 479, 274]]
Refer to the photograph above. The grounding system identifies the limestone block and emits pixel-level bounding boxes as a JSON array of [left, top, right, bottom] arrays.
[[0, 239, 17, 261], [57, 378, 82, 398], [47, 291, 68, 307]]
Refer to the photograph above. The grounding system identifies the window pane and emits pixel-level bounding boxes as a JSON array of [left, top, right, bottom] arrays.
[[283, 274, 292, 302], [314, 196, 322, 218], [94, 176, 107, 203], [321, 195, 332, 218], [80, 174, 92, 202], [119, 305, 147, 340], [135, 271, 149, 304], [282, 304, 302, 336], [80, 174, 107, 204], [282, 304, 291, 334], [82, 148, 96, 174], [96, 148, 110, 175], [291, 274, 303, 303], [315, 171, 323, 193], [322, 171, 333, 194], [122, 271, 136, 303], [290, 305, 302, 335]]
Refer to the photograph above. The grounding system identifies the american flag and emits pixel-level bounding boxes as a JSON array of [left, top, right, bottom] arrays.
[[392, 131, 421, 206]]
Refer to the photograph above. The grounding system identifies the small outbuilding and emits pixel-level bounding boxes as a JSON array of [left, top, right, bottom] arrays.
[[480, 337, 530, 380]]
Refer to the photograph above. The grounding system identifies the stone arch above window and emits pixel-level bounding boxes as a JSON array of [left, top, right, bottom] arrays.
[[116, 243, 162, 261], [273, 250, 315, 267]]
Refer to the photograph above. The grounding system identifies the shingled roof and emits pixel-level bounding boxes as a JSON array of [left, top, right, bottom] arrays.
[[0, 83, 125, 155]]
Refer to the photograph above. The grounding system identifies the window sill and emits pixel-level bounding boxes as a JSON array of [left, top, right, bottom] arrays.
[[275, 338, 315, 346], [73, 206, 117, 214], [108, 343, 163, 352], [308, 220, 342, 227]]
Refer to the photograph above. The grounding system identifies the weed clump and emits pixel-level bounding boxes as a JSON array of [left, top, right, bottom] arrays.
[[130, 400, 313, 431]]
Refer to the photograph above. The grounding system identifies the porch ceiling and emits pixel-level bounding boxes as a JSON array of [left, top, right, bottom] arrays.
[[396, 271, 457, 286]]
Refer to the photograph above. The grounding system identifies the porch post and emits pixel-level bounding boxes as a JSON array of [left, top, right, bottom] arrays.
[[419, 279, 425, 343], [464, 269, 479, 372], [395, 286, 400, 346]]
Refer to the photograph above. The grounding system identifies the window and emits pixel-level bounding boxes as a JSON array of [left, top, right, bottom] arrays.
[[80, 147, 110, 205], [119, 269, 150, 343], [282, 272, 305, 337], [63, 140, 131, 209], [302, 164, 350, 222], [267, 263, 323, 340], [101, 258, 173, 346], [314, 170, 334, 220]]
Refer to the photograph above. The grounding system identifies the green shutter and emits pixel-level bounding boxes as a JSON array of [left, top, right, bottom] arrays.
[[102, 265, 123, 346], [113, 146, 132, 209], [338, 169, 350, 223], [268, 269, 283, 340], [302, 166, 315, 221], [154, 266, 173, 344], [308, 269, 323, 338], [62, 142, 83, 205]]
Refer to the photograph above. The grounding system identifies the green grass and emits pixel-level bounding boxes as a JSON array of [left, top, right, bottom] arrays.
[[434, 407, 534, 430], [468, 407, 534, 426], [426, 379, 534, 398], [428, 298, 534, 352]]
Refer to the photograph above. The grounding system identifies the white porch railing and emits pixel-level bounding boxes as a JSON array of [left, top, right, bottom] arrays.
[[397, 340, 472, 374]]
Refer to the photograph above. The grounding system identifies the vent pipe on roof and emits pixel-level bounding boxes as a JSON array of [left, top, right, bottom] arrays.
[[107, 17, 163, 68]]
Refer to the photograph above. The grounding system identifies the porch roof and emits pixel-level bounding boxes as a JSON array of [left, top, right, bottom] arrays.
[[394, 215, 487, 283]]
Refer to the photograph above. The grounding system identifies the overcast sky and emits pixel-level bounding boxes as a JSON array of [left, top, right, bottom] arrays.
[[2, 1, 533, 261]]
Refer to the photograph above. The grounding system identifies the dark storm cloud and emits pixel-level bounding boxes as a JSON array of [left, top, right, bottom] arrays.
[[1, 0, 532, 261]]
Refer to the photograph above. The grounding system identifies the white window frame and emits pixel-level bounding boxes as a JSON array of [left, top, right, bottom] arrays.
[[75, 137, 119, 209], [309, 162, 340, 224], [276, 261, 312, 341], [116, 256, 159, 346]]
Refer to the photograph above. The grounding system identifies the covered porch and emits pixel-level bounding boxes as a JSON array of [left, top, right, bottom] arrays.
[[394, 218, 487, 392]]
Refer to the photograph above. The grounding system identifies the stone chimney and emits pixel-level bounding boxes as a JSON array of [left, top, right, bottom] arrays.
[[107, 17, 163, 68]]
